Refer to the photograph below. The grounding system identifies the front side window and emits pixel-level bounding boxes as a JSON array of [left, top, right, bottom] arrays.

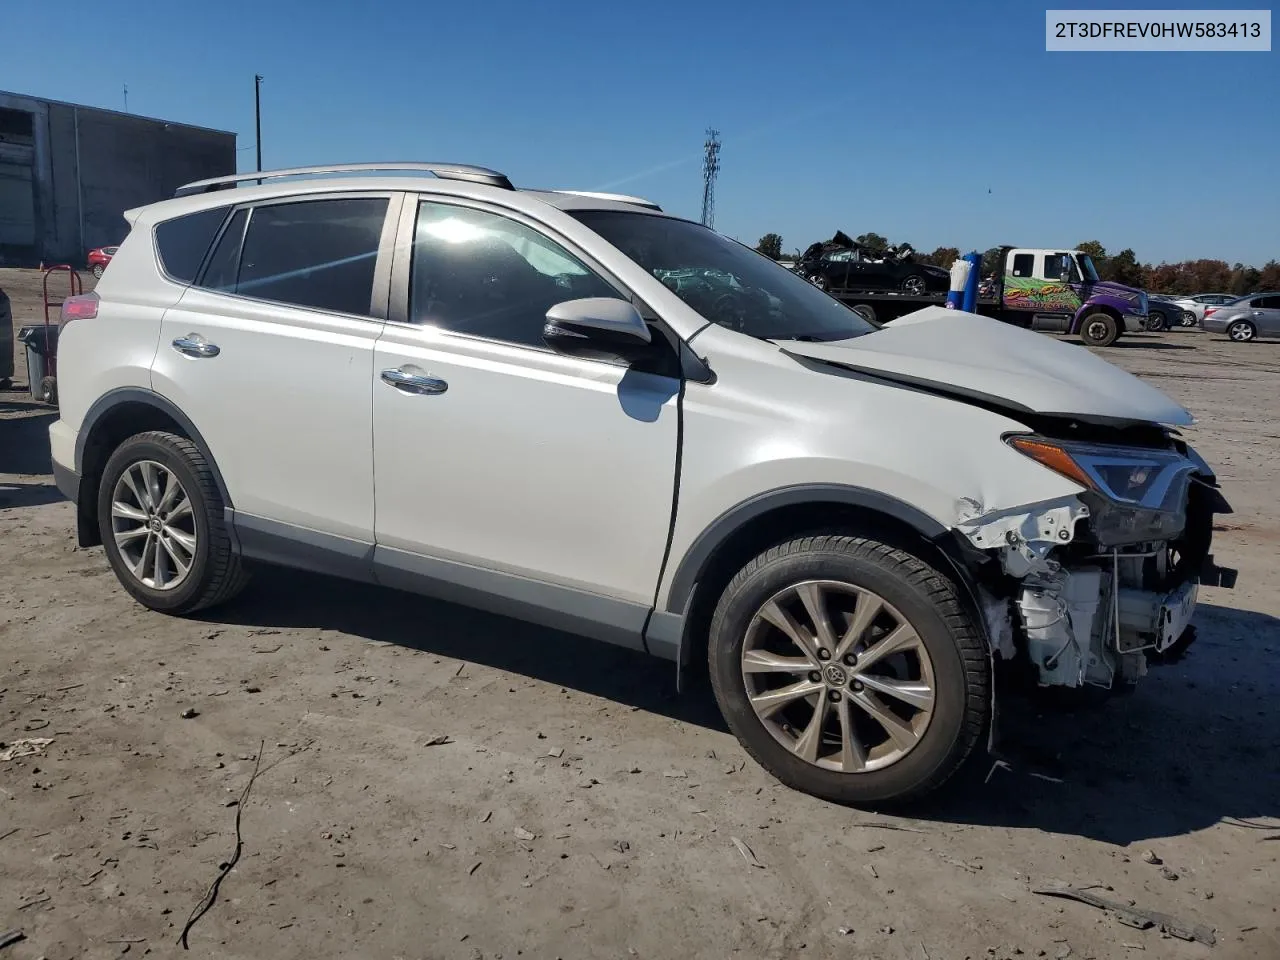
[[570, 211, 877, 342], [201, 197, 388, 316], [1255, 295, 1280, 309], [410, 201, 617, 347]]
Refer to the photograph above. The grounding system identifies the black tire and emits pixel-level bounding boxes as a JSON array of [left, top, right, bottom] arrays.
[[0, 378, 12, 391], [707, 536, 990, 806], [901, 275, 927, 297], [98, 430, 249, 615], [1180, 311, 1197, 327], [851, 303, 877, 324], [808, 274, 828, 291], [1145, 309, 1168, 332], [39, 376, 58, 405], [92, 263, 105, 278], [1226, 320, 1256, 343], [1079, 311, 1120, 347]]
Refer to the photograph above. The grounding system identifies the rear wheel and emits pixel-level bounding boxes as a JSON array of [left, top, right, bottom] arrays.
[[1180, 311, 1197, 327], [1080, 311, 1120, 347], [707, 536, 989, 805], [91, 263, 105, 279], [1227, 320, 1257, 343], [808, 274, 828, 291], [98, 431, 249, 615], [851, 303, 877, 324]]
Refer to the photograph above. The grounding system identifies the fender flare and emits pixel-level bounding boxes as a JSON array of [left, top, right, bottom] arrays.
[[75, 387, 233, 508], [663, 483, 950, 617]]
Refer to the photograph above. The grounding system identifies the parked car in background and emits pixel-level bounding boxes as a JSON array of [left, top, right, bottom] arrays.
[[798, 234, 950, 296], [1171, 293, 1235, 327], [1202, 292, 1280, 342], [1144, 295, 1183, 332], [87, 246, 119, 278]]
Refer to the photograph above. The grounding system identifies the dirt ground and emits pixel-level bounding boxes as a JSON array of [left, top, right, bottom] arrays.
[[2, 266, 1277, 960]]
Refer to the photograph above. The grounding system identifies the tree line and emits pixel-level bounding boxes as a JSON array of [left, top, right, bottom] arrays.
[[755, 233, 1279, 295]]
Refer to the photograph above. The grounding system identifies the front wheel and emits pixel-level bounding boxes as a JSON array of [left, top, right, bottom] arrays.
[[1227, 320, 1257, 343], [1180, 311, 1197, 327], [1079, 311, 1120, 347], [91, 263, 105, 279], [98, 431, 249, 615], [1145, 310, 1168, 332], [708, 536, 990, 805], [851, 303, 878, 324], [808, 274, 828, 291], [901, 275, 927, 297]]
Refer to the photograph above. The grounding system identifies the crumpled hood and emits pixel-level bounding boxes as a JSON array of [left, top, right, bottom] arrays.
[[773, 306, 1193, 426]]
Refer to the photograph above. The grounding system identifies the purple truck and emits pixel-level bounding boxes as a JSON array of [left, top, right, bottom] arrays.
[[825, 246, 1149, 347]]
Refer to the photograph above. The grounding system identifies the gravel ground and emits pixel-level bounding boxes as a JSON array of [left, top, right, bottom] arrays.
[[2, 267, 1277, 960]]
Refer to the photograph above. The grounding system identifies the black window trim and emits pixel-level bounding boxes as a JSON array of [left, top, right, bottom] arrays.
[[188, 189, 403, 324], [151, 205, 233, 287], [386, 192, 681, 366]]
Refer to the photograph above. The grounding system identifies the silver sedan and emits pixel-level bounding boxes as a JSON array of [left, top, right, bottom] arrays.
[[1202, 293, 1280, 342]]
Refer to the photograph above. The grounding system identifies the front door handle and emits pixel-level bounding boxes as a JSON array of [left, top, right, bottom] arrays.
[[172, 335, 220, 358], [380, 368, 448, 395]]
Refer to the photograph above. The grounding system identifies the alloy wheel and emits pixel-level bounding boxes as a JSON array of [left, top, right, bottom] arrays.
[[110, 460, 198, 590], [1228, 321, 1256, 342], [740, 580, 936, 773], [902, 276, 926, 296]]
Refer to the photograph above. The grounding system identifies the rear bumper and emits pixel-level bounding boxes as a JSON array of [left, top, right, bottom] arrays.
[[1201, 316, 1232, 333]]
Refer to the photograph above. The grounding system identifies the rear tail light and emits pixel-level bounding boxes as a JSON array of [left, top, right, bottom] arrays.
[[1203, 308, 1217, 318], [61, 291, 99, 325]]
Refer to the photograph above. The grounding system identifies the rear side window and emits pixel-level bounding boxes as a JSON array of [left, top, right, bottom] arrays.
[[231, 197, 389, 316], [1010, 253, 1034, 277], [201, 209, 249, 293], [154, 206, 230, 283]]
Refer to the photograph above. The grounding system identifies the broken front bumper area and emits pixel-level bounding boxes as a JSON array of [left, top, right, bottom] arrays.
[[958, 462, 1236, 693]]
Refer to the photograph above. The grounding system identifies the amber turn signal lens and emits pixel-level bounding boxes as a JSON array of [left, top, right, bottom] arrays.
[[1007, 437, 1097, 491]]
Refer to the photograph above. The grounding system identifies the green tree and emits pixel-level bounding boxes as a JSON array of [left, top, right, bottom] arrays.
[[922, 246, 961, 268], [1229, 263, 1262, 296], [1075, 240, 1108, 261], [854, 232, 890, 255], [1104, 248, 1145, 287], [981, 246, 1004, 278], [755, 233, 783, 260]]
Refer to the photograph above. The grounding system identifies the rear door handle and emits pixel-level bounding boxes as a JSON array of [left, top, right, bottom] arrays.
[[380, 368, 448, 395], [172, 335, 220, 358]]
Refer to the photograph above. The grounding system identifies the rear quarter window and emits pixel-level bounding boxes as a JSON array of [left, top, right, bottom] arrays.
[[154, 206, 231, 283]]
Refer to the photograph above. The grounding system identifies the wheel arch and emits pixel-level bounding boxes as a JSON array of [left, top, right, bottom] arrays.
[[74, 388, 231, 547], [663, 485, 991, 686], [1071, 301, 1122, 334]]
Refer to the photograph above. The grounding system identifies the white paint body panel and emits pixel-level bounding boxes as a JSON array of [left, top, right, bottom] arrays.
[[372, 323, 678, 603], [772, 308, 1193, 425], [152, 286, 381, 540]]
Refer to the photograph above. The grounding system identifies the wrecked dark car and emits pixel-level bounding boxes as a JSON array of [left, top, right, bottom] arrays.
[[797, 231, 951, 296]]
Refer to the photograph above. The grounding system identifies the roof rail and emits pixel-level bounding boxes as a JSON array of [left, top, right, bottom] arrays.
[[174, 162, 514, 197], [551, 190, 662, 211]]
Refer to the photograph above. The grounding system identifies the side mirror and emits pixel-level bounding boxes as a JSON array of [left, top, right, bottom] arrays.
[[543, 297, 653, 363]]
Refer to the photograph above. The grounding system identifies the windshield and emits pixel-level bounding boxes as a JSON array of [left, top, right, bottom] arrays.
[[570, 211, 877, 342], [1077, 254, 1101, 283]]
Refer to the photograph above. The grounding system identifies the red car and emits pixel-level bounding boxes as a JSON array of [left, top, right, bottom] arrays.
[[87, 246, 118, 278]]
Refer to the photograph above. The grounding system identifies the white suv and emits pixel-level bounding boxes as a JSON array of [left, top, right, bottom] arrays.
[[49, 163, 1236, 805]]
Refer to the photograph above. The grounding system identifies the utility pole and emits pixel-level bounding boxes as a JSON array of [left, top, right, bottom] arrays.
[[254, 75, 264, 175], [700, 128, 721, 230], [122, 83, 128, 113]]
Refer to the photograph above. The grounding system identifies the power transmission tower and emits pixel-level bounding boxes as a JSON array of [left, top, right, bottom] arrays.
[[700, 128, 721, 229]]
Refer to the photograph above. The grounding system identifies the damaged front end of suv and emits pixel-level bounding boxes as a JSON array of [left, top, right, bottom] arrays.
[[955, 426, 1236, 701]]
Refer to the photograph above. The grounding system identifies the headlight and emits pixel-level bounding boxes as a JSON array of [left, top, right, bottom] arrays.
[[1006, 435, 1206, 545], [1006, 436, 1196, 513]]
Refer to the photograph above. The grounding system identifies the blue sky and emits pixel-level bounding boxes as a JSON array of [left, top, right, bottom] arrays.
[[4, 0, 1277, 265]]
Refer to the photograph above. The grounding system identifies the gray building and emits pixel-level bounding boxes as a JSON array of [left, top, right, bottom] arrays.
[[0, 91, 236, 264]]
